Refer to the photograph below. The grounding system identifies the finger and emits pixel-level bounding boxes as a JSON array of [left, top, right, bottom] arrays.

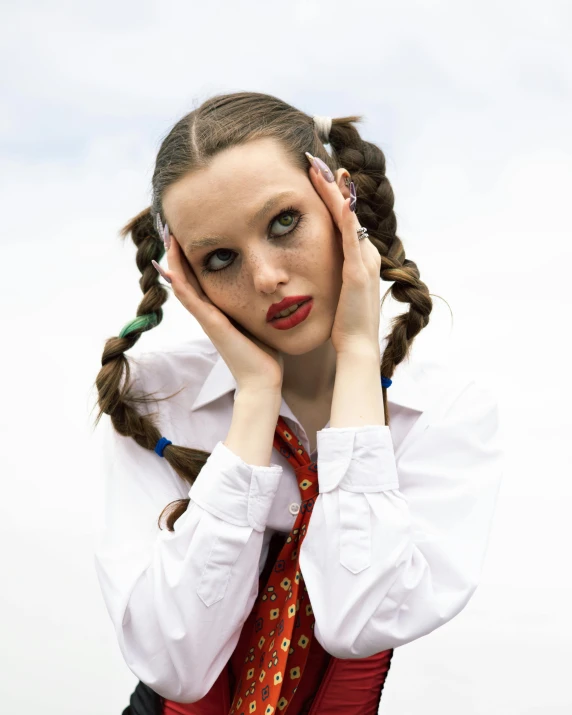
[[305, 157, 369, 265], [343, 197, 382, 272], [151, 259, 172, 283], [340, 197, 367, 266], [305, 155, 368, 260], [165, 230, 208, 300], [304, 155, 379, 270], [305, 152, 346, 228]]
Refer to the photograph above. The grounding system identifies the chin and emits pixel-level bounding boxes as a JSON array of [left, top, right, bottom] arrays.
[[271, 324, 332, 355]]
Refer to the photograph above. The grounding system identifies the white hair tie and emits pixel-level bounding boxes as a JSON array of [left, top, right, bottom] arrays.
[[312, 115, 332, 144]]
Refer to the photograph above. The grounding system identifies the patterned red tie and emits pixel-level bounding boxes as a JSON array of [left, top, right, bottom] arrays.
[[229, 415, 320, 715]]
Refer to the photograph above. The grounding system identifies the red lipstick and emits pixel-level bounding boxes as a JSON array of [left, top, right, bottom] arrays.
[[266, 295, 312, 322], [267, 298, 313, 330]]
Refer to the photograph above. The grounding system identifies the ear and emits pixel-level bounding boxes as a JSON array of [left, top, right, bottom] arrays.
[[334, 168, 352, 200]]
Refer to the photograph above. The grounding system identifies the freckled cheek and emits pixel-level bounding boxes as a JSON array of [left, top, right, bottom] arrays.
[[206, 279, 252, 319], [208, 290, 239, 315], [305, 230, 341, 270]]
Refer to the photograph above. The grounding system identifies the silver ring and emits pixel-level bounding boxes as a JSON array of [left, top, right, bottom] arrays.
[[357, 227, 369, 241]]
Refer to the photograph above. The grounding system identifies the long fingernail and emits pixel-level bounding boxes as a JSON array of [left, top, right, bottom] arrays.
[[349, 181, 357, 212], [163, 223, 171, 251], [305, 151, 320, 172], [305, 151, 334, 182], [152, 259, 172, 283], [313, 156, 335, 182]]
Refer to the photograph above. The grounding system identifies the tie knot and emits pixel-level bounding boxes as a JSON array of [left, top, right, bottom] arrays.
[[273, 416, 319, 499]]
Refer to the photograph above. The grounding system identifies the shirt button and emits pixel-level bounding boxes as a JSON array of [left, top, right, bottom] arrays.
[[289, 503, 300, 515]]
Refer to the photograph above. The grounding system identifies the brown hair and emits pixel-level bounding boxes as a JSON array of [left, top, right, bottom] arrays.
[[92, 91, 434, 532]]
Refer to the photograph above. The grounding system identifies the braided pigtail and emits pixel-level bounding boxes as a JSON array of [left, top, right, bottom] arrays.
[[93, 206, 210, 531], [322, 117, 434, 426]]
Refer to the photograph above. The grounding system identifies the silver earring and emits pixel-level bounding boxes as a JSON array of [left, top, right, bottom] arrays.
[[344, 176, 351, 186]]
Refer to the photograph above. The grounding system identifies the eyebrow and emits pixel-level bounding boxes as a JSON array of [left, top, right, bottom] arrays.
[[185, 190, 298, 252]]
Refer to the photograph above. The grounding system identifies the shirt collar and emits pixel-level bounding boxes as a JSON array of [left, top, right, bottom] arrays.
[[190, 317, 428, 415]]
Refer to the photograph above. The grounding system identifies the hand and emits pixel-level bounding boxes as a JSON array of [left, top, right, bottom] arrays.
[[306, 154, 382, 357], [153, 230, 284, 392]]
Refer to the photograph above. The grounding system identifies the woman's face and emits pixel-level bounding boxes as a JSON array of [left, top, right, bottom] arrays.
[[162, 137, 345, 355]]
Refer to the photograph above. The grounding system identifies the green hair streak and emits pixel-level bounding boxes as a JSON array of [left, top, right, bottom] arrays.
[[119, 313, 159, 339], [118, 236, 166, 339]]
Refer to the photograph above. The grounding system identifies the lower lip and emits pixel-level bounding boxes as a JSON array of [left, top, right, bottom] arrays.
[[268, 299, 313, 330]]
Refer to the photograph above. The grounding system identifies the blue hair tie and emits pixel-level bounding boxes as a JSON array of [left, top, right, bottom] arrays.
[[154, 436, 172, 457], [381, 376, 392, 388]]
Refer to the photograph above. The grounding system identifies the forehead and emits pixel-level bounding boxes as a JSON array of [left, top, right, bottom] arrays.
[[162, 138, 307, 245]]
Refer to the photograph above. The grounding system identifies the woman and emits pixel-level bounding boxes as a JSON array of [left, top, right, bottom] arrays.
[[93, 91, 503, 714]]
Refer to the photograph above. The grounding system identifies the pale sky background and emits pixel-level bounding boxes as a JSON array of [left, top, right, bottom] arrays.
[[1, 1, 571, 713]]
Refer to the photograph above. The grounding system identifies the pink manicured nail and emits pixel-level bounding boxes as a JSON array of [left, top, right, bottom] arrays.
[[349, 181, 357, 212], [305, 152, 334, 182], [163, 223, 171, 251], [305, 151, 319, 172], [314, 156, 335, 182], [152, 259, 172, 283]]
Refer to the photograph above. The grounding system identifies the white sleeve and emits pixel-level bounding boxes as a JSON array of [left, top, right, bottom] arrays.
[[298, 378, 503, 658], [93, 375, 283, 702]]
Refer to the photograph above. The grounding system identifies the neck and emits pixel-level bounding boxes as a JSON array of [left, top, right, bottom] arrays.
[[281, 339, 337, 402]]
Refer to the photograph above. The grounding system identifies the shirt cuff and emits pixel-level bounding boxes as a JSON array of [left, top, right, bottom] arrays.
[[316, 424, 399, 493], [188, 440, 283, 532]]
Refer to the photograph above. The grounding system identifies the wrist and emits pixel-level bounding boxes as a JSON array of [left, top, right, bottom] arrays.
[[236, 383, 283, 403], [336, 343, 381, 366], [331, 347, 385, 427], [226, 388, 282, 467]]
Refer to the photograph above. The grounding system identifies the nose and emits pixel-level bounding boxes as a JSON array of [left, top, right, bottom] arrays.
[[247, 251, 290, 295]]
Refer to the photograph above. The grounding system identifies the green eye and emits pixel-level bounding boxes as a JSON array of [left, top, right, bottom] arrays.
[[271, 211, 296, 234]]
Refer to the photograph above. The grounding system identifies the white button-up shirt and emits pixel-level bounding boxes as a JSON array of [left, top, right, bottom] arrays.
[[93, 326, 503, 703]]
